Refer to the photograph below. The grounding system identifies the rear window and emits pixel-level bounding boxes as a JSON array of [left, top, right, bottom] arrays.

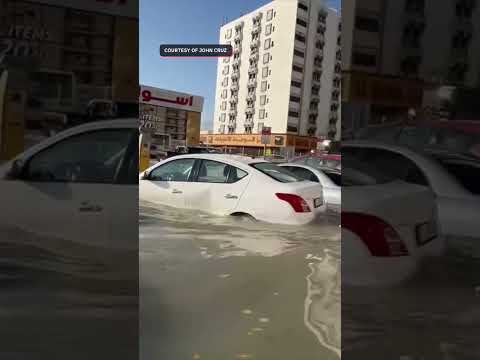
[[342, 159, 395, 186], [251, 162, 305, 183], [323, 171, 342, 186]]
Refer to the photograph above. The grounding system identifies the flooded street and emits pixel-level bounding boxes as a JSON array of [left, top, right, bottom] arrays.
[[343, 250, 480, 359], [140, 201, 341, 360]]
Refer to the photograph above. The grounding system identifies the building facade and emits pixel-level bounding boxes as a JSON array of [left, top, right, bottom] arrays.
[[139, 85, 203, 151], [342, 0, 480, 131], [212, 0, 341, 141], [0, 0, 138, 159]]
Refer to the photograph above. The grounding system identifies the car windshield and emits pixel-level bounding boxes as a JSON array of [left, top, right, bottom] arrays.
[[251, 162, 305, 183], [342, 159, 395, 186]]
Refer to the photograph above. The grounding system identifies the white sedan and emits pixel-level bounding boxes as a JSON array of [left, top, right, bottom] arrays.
[[279, 163, 341, 213], [341, 159, 444, 286], [139, 154, 325, 225], [343, 141, 480, 258], [0, 119, 139, 252]]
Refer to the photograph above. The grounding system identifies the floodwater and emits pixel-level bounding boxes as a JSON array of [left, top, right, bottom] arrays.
[[343, 251, 480, 360], [140, 201, 341, 360]]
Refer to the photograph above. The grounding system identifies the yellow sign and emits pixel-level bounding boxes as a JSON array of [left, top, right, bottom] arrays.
[[202, 133, 317, 150], [343, 71, 424, 108], [186, 111, 201, 146]]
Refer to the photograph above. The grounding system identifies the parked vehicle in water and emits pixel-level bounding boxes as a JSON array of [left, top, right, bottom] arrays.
[[343, 141, 480, 257], [139, 154, 325, 225], [279, 163, 341, 213], [341, 157, 443, 286]]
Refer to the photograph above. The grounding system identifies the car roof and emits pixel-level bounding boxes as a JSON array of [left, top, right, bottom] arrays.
[[165, 153, 267, 167]]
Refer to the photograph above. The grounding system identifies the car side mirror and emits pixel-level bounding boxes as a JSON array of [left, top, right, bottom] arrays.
[[141, 171, 150, 180], [8, 159, 25, 180]]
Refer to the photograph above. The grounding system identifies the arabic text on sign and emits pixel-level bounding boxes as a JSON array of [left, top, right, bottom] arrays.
[[140, 90, 193, 106]]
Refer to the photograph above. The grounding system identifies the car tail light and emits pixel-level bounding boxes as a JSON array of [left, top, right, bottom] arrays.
[[276, 193, 311, 213], [342, 212, 409, 257]]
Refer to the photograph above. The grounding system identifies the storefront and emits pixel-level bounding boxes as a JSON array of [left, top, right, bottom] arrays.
[[0, 0, 138, 160], [199, 133, 318, 157], [342, 70, 424, 131], [139, 85, 203, 151]]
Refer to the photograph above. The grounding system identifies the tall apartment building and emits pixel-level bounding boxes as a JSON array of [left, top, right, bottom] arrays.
[[213, 0, 341, 141], [342, 0, 480, 129]]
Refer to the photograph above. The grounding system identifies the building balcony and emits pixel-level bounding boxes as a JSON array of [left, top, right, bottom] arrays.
[[233, 57, 241, 66], [308, 117, 317, 125], [235, 21, 244, 30], [309, 108, 318, 115], [247, 78, 257, 87], [231, 82, 239, 90], [229, 109, 237, 116], [231, 71, 239, 79], [245, 107, 255, 115], [245, 118, 254, 126], [250, 38, 260, 48], [234, 32, 243, 41], [230, 94, 238, 102], [312, 78, 321, 86], [249, 52, 259, 61], [310, 94, 320, 102], [248, 66, 258, 74], [233, 46, 242, 54], [246, 93, 256, 102], [329, 123, 337, 132], [252, 24, 261, 34]]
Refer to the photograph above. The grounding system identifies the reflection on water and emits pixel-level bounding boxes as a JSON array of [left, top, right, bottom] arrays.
[[140, 201, 341, 359]]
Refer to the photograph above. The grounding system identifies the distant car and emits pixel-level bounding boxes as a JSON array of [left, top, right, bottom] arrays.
[[0, 119, 138, 251], [279, 163, 341, 213], [341, 158, 444, 286], [139, 154, 325, 225], [343, 141, 480, 257], [355, 120, 480, 159], [292, 153, 341, 171]]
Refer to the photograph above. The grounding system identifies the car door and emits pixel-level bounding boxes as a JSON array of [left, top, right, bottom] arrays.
[[185, 159, 250, 215], [139, 158, 196, 208], [1, 127, 136, 250]]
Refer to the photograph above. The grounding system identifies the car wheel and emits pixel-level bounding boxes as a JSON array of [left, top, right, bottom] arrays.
[[230, 212, 256, 223]]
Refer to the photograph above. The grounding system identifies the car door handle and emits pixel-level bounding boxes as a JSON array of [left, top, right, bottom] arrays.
[[224, 194, 238, 199], [172, 189, 183, 194], [79, 201, 103, 212]]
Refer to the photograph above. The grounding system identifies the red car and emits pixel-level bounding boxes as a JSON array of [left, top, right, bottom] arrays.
[[291, 152, 341, 171]]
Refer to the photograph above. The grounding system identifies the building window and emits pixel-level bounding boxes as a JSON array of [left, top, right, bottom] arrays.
[[295, 33, 306, 43], [261, 81, 268, 91], [226, 29, 232, 39], [263, 53, 270, 64], [353, 51, 377, 67], [290, 95, 301, 103], [260, 95, 266, 105], [262, 66, 269, 78], [258, 122, 264, 132], [259, 109, 265, 119], [292, 65, 303, 73], [219, 125, 225, 133], [288, 111, 299, 118], [221, 89, 227, 99], [287, 125, 298, 132], [223, 77, 229, 86], [298, 3, 308, 11], [223, 65, 229, 74], [264, 38, 271, 49], [220, 113, 226, 122], [267, 9, 274, 21], [291, 80, 302, 88], [221, 101, 227, 110], [266, 23, 272, 35], [355, 16, 380, 32], [296, 18, 307, 27], [294, 49, 305, 58]]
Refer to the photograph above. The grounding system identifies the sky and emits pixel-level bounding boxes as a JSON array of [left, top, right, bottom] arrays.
[[140, 0, 341, 130]]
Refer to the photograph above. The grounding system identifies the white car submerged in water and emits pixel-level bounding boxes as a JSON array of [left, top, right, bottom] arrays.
[[139, 154, 325, 225], [341, 158, 445, 286]]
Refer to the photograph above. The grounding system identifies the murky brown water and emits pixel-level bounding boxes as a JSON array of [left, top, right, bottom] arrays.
[[140, 201, 341, 360]]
